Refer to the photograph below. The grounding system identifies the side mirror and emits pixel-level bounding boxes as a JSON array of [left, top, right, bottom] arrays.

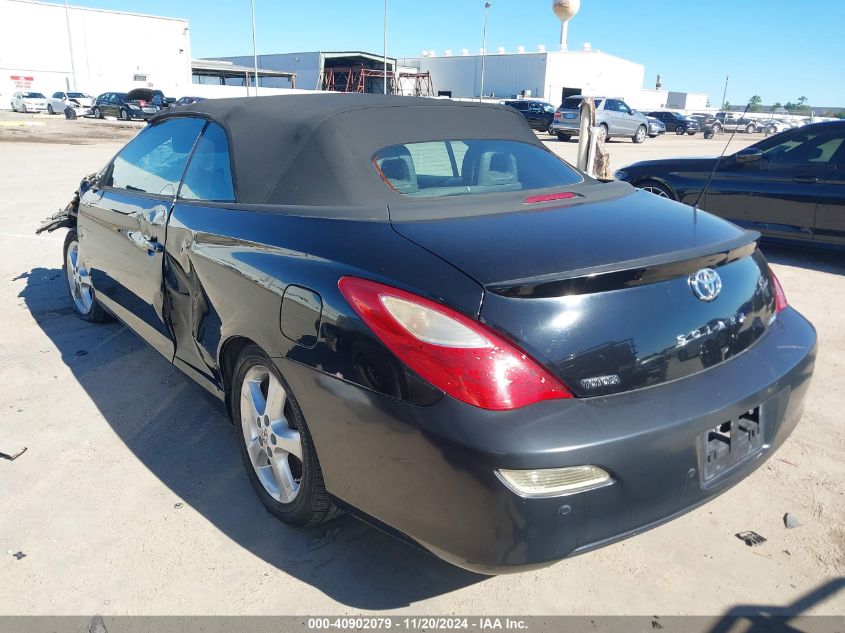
[[736, 147, 763, 165]]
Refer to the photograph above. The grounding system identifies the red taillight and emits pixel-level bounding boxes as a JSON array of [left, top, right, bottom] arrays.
[[554, 112, 561, 120], [338, 277, 573, 410], [770, 270, 788, 313], [523, 191, 578, 204]]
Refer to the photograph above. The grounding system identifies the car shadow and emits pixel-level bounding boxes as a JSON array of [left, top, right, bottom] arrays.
[[760, 243, 845, 276], [18, 266, 484, 610], [706, 577, 845, 632]]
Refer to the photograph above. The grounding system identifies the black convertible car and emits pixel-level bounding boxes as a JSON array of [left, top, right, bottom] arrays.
[[616, 121, 845, 248], [39, 94, 816, 573]]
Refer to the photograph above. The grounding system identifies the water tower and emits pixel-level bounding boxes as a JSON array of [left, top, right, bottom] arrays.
[[552, 0, 581, 50]]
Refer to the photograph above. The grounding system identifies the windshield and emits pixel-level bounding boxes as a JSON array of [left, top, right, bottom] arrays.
[[23, 92, 45, 99], [67, 92, 87, 98], [373, 139, 583, 199]]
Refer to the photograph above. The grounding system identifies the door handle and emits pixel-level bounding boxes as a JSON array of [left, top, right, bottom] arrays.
[[793, 175, 819, 184]]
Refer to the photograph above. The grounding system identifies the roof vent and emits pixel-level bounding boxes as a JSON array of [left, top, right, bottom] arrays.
[[538, 44, 547, 52], [517, 45, 526, 53], [461, 48, 470, 56], [444, 49, 453, 56], [583, 42, 592, 51], [479, 47, 486, 54], [497, 46, 506, 54]]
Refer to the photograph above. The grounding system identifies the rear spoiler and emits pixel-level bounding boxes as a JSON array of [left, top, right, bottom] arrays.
[[486, 230, 761, 298]]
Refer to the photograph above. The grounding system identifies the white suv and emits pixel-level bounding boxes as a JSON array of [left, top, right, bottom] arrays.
[[550, 95, 650, 143]]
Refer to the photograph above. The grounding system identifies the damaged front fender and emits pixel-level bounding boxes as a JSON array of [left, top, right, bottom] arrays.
[[36, 171, 98, 235]]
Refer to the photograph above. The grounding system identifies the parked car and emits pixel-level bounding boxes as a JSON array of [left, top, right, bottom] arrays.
[[47, 91, 93, 116], [175, 96, 206, 106], [126, 88, 169, 110], [646, 111, 701, 135], [502, 99, 557, 133], [551, 95, 649, 143], [715, 112, 759, 133], [644, 114, 666, 138], [10, 91, 48, 113], [38, 94, 816, 573], [614, 121, 845, 248], [760, 119, 794, 134], [690, 112, 722, 134], [91, 92, 157, 120]]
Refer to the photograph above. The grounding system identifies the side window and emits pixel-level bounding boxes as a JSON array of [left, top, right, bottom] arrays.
[[762, 130, 845, 165], [180, 122, 236, 202], [107, 118, 205, 196], [617, 101, 631, 114]]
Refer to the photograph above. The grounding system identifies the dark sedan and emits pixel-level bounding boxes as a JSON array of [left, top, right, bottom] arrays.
[[615, 121, 845, 248], [647, 110, 701, 135], [91, 92, 157, 120], [38, 95, 816, 573], [502, 99, 557, 133]]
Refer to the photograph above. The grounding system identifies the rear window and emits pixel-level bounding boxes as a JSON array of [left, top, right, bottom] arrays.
[[372, 139, 582, 198], [561, 97, 602, 110]]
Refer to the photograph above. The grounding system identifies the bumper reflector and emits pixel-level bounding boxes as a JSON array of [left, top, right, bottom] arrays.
[[496, 466, 612, 498]]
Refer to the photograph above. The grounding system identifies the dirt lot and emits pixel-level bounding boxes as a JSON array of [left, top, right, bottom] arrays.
[[1, 111, 843, 617]]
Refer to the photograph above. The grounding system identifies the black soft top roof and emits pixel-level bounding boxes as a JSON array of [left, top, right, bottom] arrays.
[[152, 93, 542, 207]]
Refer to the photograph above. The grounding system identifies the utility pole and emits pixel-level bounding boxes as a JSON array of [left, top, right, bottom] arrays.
[[383, 0, 388, 94], [721, 74, 730, 109], [250, 0, 259, 96], [479, 2, 491, 102], [64, 0, 77, 91]]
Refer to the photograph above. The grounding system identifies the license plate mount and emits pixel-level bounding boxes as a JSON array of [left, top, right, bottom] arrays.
[[699, 406, 764, 483]]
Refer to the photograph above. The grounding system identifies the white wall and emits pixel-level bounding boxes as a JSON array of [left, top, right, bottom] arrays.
[[629, 89, 669, 111], [543, 50, 645, 105], [0, 0, 191, 108], [400, 53, 548, 99]]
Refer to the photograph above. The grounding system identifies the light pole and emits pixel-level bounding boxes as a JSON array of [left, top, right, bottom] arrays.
[[721, 74, 730, 109], [250, 0, 259, 96], [383, 0, 388, 94], [64, 0, 77, 91], [479, 2, 491, 102]]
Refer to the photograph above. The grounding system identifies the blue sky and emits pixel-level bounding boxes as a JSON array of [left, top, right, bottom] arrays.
[[74, 0, 845, 106]]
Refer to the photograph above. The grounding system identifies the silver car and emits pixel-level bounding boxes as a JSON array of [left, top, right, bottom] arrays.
[[10, 91, 48, 113], [550, 95, 650, 143]]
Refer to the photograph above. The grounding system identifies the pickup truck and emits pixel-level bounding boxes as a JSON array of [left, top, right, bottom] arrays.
[[714, 112, 759, 133]]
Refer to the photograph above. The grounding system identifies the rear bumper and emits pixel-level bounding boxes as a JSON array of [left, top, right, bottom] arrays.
[[279, 307, 816, 574], [551, 118, 580, 134]]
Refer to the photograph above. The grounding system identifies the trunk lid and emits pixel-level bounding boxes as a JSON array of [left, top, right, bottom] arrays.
[[391, 185, 777, 396]]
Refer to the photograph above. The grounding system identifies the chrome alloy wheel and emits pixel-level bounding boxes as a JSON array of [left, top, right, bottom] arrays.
[[642, 185, 670, 198], [65, 240, 93, 314], [240, 365, 304, 503]]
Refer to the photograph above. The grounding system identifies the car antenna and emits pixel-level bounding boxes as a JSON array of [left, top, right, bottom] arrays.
[[693, 102, 752, 213]]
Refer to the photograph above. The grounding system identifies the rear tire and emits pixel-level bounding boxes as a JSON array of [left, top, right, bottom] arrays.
[[556, 132, 571, 142], [232, 345, 341, 527], [745, 123, 756, 134], [675, 125, 685, 135], [712, 123, 722, 134], [119, 108, 129, 121], [637, 179, 675, 200], [598, 123, 609, 140], [63, 230, 109, 323], [632, 125, 646, 143], [547, 121, 555, 135], [92, 106, 101, 119], [47, 104, 54, 115]]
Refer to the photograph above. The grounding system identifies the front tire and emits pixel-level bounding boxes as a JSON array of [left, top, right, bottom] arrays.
[[745, 123, 756, 134], [92, 106, 102, 119], [632, 125, 646, 143], [47, 104, 54, 115], [233, 345, 340, 527], [638, 179, 675, 200], [63, 230, 108, 323], [547, 121, 555, 135], [675, 125, 685, 135], [119, 108, 129, 121]]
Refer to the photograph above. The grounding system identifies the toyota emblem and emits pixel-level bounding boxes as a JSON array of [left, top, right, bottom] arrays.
[[689, 268, 722, 302]]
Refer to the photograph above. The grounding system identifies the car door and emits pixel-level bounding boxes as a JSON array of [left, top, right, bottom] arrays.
[[603, 99, 623, 135], [812, 132, 845, 245], [617, 100, 638, 135], [702, 127, 839, 242], [526, 102, 544, 129], [97, 93, 111, 116], [78, 117, 205, 359]]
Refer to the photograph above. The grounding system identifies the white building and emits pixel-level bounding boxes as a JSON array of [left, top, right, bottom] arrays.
[[0, 0, 192, 108], [399, 47, 646, 104]]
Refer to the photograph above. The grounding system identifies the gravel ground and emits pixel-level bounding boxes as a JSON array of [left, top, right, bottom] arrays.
[[0, 112, 843, 616]]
